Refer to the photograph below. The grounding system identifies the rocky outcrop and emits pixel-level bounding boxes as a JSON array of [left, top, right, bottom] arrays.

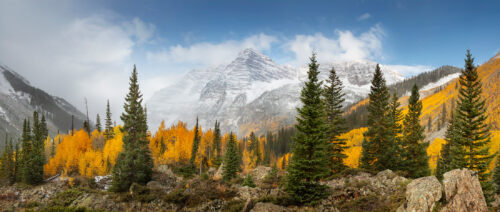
[[248, 166, 272, 186], [213, 163, 224, 180], [250, 202, 289, 212], [398, 176, 442, 212], [440, 169, 488, 212]]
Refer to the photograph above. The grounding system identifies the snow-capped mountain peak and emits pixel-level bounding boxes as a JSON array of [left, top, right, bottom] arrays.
[[148, 49, 406, 135]]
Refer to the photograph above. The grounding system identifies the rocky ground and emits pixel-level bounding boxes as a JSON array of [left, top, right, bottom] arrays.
[[0, 166, 498, 212]]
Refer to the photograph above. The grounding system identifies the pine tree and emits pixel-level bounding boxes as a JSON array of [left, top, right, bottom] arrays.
[[263, 131, 273, 166], [71, 115, 74, 136], [83, 120, 91, 135], [401, 85, 430, 178], [190, 117, 201, 166], [386, 92, 404, 171], [450, 50, 495, 202], [249, 132, 262, 166], [322, 67, 348, 173], [360, 64, 395, 171], [30, 112, 46, 184], [436, 104, 460, 180], [285, 53, 330, 205], [0, 134, 15, 184], [242, 174, 256, 188], [19, 119, 35, 184], [223, 132, 240, 182], [96, 114, 102, 133], [104, 100, 115, 140], [493, 158, 500, 194], [211, 120, 222, 167], [110, 65, 154, 192]]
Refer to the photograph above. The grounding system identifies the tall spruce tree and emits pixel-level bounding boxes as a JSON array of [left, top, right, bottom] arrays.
[[190, 117, 201, 166], [450, 50, 495, 201], [211, 120, 222, 167], [401, 85, 430, 178], [438, 103, 447, 130], [285, 53, 330, 205], [386, 92, 404, 171], [104, 100, 115, 140], [322, 67, 348, 173], [249, 132, 262, 166], [436, 103, 460, 180], [0, 135, 15, 184], [96, 114, 102, 133], [360, 64, 395, 171], [223, 132, 240, 181], [493, 158, 500, 194], [30, 111, 46, 184], [110, 65, 154, 192]]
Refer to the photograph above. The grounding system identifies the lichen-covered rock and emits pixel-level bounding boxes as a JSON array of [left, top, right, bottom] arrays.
[[248, 166, 272, 186], [250, 202, 290, 212], [399, 176, 442, 212], [213, 163, 224, 180], [440, 169, 488, 212]]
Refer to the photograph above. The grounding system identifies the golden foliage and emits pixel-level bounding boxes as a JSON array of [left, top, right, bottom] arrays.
[[339, 128, 367, 168]]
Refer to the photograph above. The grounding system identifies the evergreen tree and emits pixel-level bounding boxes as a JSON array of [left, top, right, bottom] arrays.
[[110, 65, 154, 192], [450, 50, 495, 202], [96, 114, 102, 133], [242, 174, 256, 188], [211, 120, 222, 167], [249, 132, 262, 166], [360, 64, 395, 171], [438, 103, 447, 131], [401, 85, 430, 178], [436, 104, 460, 180], [263, 131, 273, 166], [223, 132, 240, 182], [104, 100, 115, 140], [30, 111, 46, 184], [19, 119, 34, 184], [285, 53, 330, 205], [83, 120, 91, 135], [190, 117, 201, 166], [0, 134, 15, 184], [386, 92, 404, 171], [71, 115, 74, 135], [322, 67, 347, 173], [493, 158, 500, 194]]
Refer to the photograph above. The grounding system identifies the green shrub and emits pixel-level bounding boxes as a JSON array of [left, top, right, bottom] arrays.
[[163, 188, 187, 205], [241, 175, 256, 188], [50, 188, 83, 207]]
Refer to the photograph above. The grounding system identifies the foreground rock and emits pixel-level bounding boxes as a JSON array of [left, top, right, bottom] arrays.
[[398, 176, 442, 212], [440, 169, 488, 212], [250, 202, 289, 212]]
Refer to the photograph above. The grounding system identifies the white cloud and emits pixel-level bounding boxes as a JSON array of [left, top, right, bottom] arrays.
[[0, 1, 156, 123], [147, 33, 278, 67], [285, 24, 385, 65], [358, 13, 371, 21]]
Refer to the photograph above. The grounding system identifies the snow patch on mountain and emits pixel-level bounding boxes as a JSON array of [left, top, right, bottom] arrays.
[[420, 73, 460, 91]]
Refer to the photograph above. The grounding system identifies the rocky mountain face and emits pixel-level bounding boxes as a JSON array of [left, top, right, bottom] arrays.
[[0, 65, 86, 145], [148, 49, 405, 135]]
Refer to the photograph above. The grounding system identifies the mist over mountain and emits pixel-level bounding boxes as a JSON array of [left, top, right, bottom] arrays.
[[148, 48, 408, 135]]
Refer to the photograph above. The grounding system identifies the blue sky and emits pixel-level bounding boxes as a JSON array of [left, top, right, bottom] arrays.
[[1, 0, 499, 120], [97, 0, 500, 66]]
